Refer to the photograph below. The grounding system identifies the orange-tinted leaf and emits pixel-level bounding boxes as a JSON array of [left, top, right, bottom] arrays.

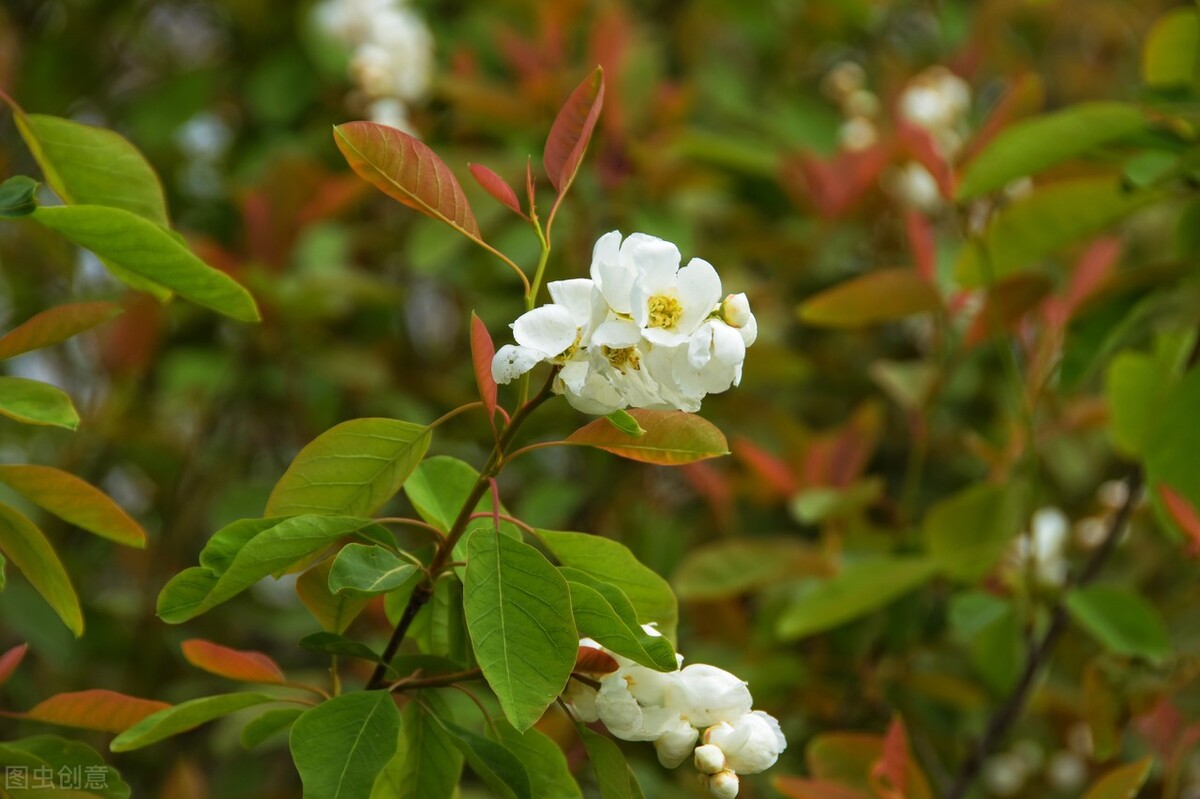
[[22, 689, 169, 733], [1083, 757, 1153, 799], [0, 464, 146, 548], [181, 639, 286, 685], [808, 733, 881, 789], [799, 269, 942, 328], [782, 147, 889, 220], [0, 642, 28, 686], [965, 273, 1054, 346], [0, 301, 123, 360], [773, 776, 870, 799], [471, 312, 498, 420], [1159, 484, 1200, 557], [575, 647, 619, 675], [734, 437, 797, 497], [904, 210, 937, 282], [543, 67, 605, 194], [333, 122, 480, 240], [567, 409, 728, 465], [295, 558, 369, 635], [1044, 237, 1120, 328], [468, 164, 524, 217], [869, 717, 909, 799]]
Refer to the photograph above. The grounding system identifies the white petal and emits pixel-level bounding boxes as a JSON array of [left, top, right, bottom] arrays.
[[675, 258, 723, 333], [738, 314, 758, 348], [654, 719, 699, 769], [643, 326, 687, 347], [512, 305, 577, 355], [558, 358, 591, 394], [706, 711, 786, 774], [592, 231, 635, 314], [688, 325, 714, 369], [671, 664, 752, 728], [589, 230, 622, 279], [711, 322, 746, 366], [622, 233, 681, 294], [591, 319, 642, 348], [548, 279, 596, 322], [491, 345, 542, 385]]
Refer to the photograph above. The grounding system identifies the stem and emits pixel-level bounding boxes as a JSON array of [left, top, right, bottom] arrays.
[[943, 466, 1144, 799], [389, 667, 483, 692], [365, 369, 559, 689], [429, 401, 485, 431], [517, 217, 553, 407]]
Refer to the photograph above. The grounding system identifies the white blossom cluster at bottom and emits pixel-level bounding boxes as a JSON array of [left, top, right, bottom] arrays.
[[563, 626, 786, 798]]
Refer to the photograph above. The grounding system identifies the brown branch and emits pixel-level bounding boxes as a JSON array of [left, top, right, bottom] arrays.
[[389, 667, 483, 692]]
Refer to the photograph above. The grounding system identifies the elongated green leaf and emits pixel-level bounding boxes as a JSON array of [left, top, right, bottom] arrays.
[[241, 707, 304, 750], [32, 205, 258, 321], [957, 104, 1147, 200], [291, 692, 401, 799], [403, 455, 516, 535], [923, 483, 1023, 582], [266, 418, 430, 518], [156, 515, 386, 623], [1105, 352, 1173, 457], [299, 632, 389, 667], [463, 529, 576, 731], [605, 409, 646, 436], [0, 501, 82, 635], [328, 544, 417, 598], [544, 67, 605, 194], [0, 301, 123, 360], [674, 539, 824, 600], [1143, 8, 1199, 88], [949, 592, 1021, 695], [0, 175, 38, 218], [296, 559, 370, 634], [564, 576, 676, 671], [334, 122, 480, 239], [1067, 585, 1172, 663], [489, 720, 582, 799], [0, 376, 79, 429], [371, 698, 463, 799], [798, 269, 941, 328], [1083, 756, 1153, 799], [579, 726, 638, 799], [1146, 366, 1200, 536], [537, 529, 678, 640], [956, 179, 1155, 286], [110, 692, 277, 752], [432, 713, 532, 799], [567, 409, 728, 465], [0, 464, 146, 548], [776, 558, 937, 641], [0, 735, 129, 799]]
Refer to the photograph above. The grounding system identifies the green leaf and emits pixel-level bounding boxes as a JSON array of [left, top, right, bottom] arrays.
[[290, 692, 401, 799], [673, 538, 823, 600], [0, 301, 123, 360], [489, 720, 582, 799], [432, 713, 533, 799], [579, 725, 639, 799], [31, 205, 259, 321], [1066, 585, 1172, 663], [0, 175, 38, 218], [1143, 8, 1199, 88], [328, 544, 417, 598], [949, 592, 1021, 695], [776, 557, 937, 641], [0, 464, 146, 548], [1083, 757, 1153, 799], [412, 572, 472, 665], [463, 528, 576, 731], [605, 409, 646, 437], [0, 501, 82, 635], [1145, 366, 1200, 536], [333, 122, 480, 240], [0, 376, 79, 430], [789, 479, 885, 525], [403, 455, 516, 534], [536, 529, 678, 641], [298, 632, 389, 667], [296, 559, 370, 634], [956, 104, 1147, 200], [371, 698, 463, 799], [564, 575, 676, 671], [241, 707, 304, 750], [544, 67, 605, 195], [956, 179, 1156, 286], [266, 418, 431, 518], [923, 483, 1023, 583], [110, 692, 277, 752], [798, 269, 942, 328], [0, 735, 129, 798], [566, 409, 729, 465], [1105, 352, 1173, 457], [156, 515, 386, 623]]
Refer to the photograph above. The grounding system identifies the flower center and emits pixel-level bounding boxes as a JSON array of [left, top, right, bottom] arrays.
[[647, 295, 683, 330], [603, 345, 641, 373]]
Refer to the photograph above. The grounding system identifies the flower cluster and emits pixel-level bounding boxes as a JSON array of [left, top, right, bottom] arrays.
[[822, 61, 882, 152], [887, 66, 972, 212], [491, 231, 757, 414], [314, 0, 433, 133], [565, 628, 786, 798]]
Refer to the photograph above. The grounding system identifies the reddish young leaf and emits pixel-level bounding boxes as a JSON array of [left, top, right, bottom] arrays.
[[20, 689, 169, 733], [0, 643, 28, 687], [468, 164, 525, 217], [734, 437, 798, 497], [773, 776, 870, 799], [567, 409, 729, 465], [574, 647, 619, 675], [869, 717, 910, 799], [333, 122, 480, 240], [1043, 236, 1121, 328], [470, 312, 499, 420], [964, 273, 1054, 346], [904, 210, 937, 282], [543, 67, 605, 194], [799, 269, 942, 328], [1159, 484, 1200, 557], [0, 302, 123, 361], [782, 147, 889, 220], [897, 120, 956, 199], [181, 639, 286, 685], [0, 464, 146, 548], [525, 156, 537, 215]]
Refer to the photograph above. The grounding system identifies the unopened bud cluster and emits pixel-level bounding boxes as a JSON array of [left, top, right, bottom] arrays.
[[493, 231, 757, 414], [564, 627, 786, 798], [315, 0, 433, 133]]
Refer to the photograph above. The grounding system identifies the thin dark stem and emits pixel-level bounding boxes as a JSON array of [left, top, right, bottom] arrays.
[[944, 466, 1144, 799], [389, 667, 483, 692]]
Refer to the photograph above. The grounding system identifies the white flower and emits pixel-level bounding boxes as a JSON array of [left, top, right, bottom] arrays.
[[898, 67, 970, 132], [705, 769, 740, 799], [694, 744, 726, 774], [839, 117, 879, 151], [670, 664, 753, 728], [888, 161, 943, 212], [491, 283, 597, 385], [654, 718, 699, 768], [704, 711, 787, 774], [1014, 507, 1070, 587]]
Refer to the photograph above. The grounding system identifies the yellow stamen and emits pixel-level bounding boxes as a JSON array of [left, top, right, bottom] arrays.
[[647, 295, 683, 330], [603, 346, 641, 373]]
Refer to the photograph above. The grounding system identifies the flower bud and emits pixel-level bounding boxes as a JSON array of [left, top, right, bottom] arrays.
[[721, 294, 752, 328], [694, 743, 726, 774], [708, 769, 740, 799], [654, 719, 699, 768], [703, 711, 787, 774], [672, 664, 753, 728]]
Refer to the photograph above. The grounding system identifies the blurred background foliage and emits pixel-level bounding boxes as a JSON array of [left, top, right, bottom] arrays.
[[0, 0, 1197, 797]]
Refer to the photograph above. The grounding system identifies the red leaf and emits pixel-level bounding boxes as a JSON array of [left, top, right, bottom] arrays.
[[574, 647, 619, 675], [525, 157, 537, 214], [0, 464, 147, 548], [181, 639, 287, 685], [1159, 484, 1200, 557], [567, 409, 729, 465], [803, 404, 883, 489], [21, 689, 169, 733], [734, 437, 798, 497], [0, 302, 123, 361], [869, 717, 909, 799], [774, 777, 870, 799], [470, 313, 499, 420], [543, 67, 605, 194], [782, 147, 889, 220], [1044, 237, 1121, 328], [964, 273, 1055, 347], [904, 210, 937, 282], [0, 643, 28, 687], [468, 164, 525, 217], [898, 121, 956, 199], [334, 122, 480, 240]]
